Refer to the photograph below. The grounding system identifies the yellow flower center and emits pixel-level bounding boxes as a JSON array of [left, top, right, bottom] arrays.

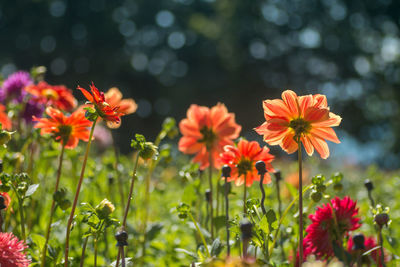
[[42, 88, 59, 100], [237, 158, 252, 176], [199, 127, 217, 150], [57, 125, 72, 142], [289, 118, 311, 141]]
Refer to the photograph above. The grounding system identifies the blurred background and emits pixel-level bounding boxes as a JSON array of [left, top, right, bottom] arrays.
[[1, 0, 400, 168]]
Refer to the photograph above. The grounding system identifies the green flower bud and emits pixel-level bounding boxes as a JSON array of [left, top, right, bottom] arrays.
[[316, 184, 326, 192], [0, 131, 12, 146], [59, 199, 71, 210], [333, 183, 343, 192], [139, 142, 158, 160], [95, 199, 115, 219], [311, 191, 322, 202]]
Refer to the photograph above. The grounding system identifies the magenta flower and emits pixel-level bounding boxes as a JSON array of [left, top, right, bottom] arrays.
[[303, 196, 361, 260], [0, 232, 30, 267], [0, 71, 32, 104]]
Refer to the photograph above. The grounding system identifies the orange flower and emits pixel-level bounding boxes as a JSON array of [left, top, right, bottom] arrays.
[[0, 192, 11, 210], [77, 83, 124, 128], [0, 104, 11, 130], [33, 107, 91, 149], [219, 139, 275, 187], [25, 81, 77, 111], [255, 90, 341, 159], [104, 87, 137, 115], [179, 103, 241, 170]]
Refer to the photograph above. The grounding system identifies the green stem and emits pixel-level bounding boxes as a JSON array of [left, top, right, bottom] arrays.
[[17, 195, 26, 241], [269, 185, 312, 256], [64, 120, 97, 267], [41, 144, 66, 267], [275, 173, 286, 261], [188, 211, 211, 258], [208, 153, 214, 239], [94, 237, 98, 267], [122, 153, 140, 228], [243, 175, 247, 214], [297, 143, 304, 264], [79, 237, 89, 267], [378, 227, 386, 267], [116, 153, 140, 264]]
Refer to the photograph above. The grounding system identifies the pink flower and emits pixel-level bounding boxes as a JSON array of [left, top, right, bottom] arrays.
[[0, 232, 30, 267], [303, 196, 361, 260]]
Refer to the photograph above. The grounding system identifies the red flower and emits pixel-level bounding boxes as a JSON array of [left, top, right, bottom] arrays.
[[347, 235, 388, 266], [178, 103, 241, 170], [77, 83, 123, 128], [0, 232, 30, 267], [25, 81, 77, 111], [255, 90, 341, 159], [303, 196, 361, 260], [33, 107, 91, 149], [0, 104, 11, 130], [219, 139, 275, 187]]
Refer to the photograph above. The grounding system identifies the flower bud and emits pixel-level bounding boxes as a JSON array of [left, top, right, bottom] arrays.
[[352, 234, 365, 250], [311, 191, 322, 202], [274, 170, 282, 182], [364, 179, 373, 191], [333, 183, 343, 192], [59, 199, 71, 211], [0, 131, 12, 146], [139, 142, 158, 160], [205, 189, 211, 203], [255, 161, 266, 175], [0, 195, 6, 210], [240, 219, 253, 240], [221, 165, 231, 178], [95, 199, 115, 219], [374, 213, 389, 227], [115, 230, 128, 247]]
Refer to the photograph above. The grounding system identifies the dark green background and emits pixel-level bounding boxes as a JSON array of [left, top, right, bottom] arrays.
[[1, 0, 400, 168]]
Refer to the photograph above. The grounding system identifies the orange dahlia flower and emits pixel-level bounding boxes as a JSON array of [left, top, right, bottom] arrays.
[[33, 107, 91, 149], [77, 83, 124, 128], [25, 81, 77, 111], [105, 87, 137, 115], [255, 90, 341, 159], [179, 103, 241, 170], [219, 139, 275, 187], [0, 105, 11, 130]]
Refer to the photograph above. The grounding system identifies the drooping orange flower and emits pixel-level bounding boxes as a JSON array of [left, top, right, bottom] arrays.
[[33, 107, 91, 149], [219, 139, 275, 187], [77, 83, 124, 128], [104, 87, 137, 115], [0, 192, 11, 210], [179, 103, 241, 170], [0, 105, 11, 130], [25, 81, 77, 111], [255, 90, 341, 159]]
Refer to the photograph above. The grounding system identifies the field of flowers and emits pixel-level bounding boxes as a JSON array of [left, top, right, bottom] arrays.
[[0, 67, 398, 267]]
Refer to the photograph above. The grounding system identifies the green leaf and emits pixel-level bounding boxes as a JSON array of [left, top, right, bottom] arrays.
[[214, 215, 226, 232], [30, 233, 46, 252], [25, 184, 39, 197], [210, 238, 223, 256], [146, 223, 163, 241], [174, 248, 197, 259], [266, 209, 277, 230], [259, 215, 269, 234]]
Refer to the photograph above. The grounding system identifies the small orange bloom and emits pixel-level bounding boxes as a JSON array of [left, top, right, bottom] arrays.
[[219, 139, 275, 187], [33, 107, 92, 149], [25, 81, 77, 111], [255, 90, 341, 159], [179, 103, 241, 170], [0, 105, 11, 130], [105, 87, 137, 115], [77, 83, 124, 128], [0, 192, 11, 210]]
